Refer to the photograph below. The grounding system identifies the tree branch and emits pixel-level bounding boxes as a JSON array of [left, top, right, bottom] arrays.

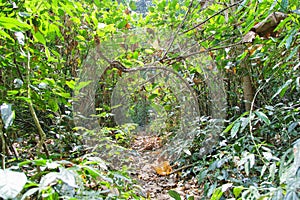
[[181, 0, 243, 34], [161, 0, 195, 59], [26, 52, 49, 158]]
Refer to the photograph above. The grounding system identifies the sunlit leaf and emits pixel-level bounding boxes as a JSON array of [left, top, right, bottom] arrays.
[[211, 187, 223, 200], [254, 111, 270, 125], [0, 17, 31, 30], [233, 186, 244, 198], [271, 79, 293, 99], [33, 31, 46, 44], [129, 1, 137, 11], [0, 103, 15, 129], [59, 167, 78, 188], [230, 121, 240, 138], [0, 169, 27, 199]]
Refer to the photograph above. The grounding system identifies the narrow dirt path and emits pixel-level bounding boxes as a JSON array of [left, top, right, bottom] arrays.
[[128, 134, 203, 199]]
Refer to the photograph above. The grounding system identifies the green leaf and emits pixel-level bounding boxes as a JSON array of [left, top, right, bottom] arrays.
[[254, 111, 270, 125], [168, 190, 181, 200], [231, 121, 241, 138], [233, 186, 244, 198], [0, 17, 31, 30], [117, 20, 127, 29], [145, 49, 154, 54], [129, 1, 137, 11], [148, 94, 158, 100], [0, 29, 14, 41], [210, 187, 223, 200], [187, 195, 194, 200], [280, 0, 289, 11], [0, 169, 27, 199], [286, 28, 296, 49], [33, 31, 46, 44], [66, 80, 76, 90], [271, 79, 293, 99], [286, 45, 299, 61]]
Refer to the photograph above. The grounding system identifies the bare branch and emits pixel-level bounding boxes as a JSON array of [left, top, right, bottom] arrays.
[[182, 41, 242, 59]]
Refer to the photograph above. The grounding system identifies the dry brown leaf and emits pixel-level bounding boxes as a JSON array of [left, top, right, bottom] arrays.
[[152, 161, 172, 176]]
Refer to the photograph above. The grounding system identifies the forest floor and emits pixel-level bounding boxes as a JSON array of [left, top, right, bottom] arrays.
[[127, 133, 203, 199]]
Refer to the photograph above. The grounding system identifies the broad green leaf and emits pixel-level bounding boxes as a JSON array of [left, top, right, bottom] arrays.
[[254, 111, 270, 125], [187, 195, 194, 200], [0, 29, 14, 41], [129, 1, 137, 11], [210, 187, 223, 200], [66, 80, 76, 90], [0, 17, 31, 30], [271, 79, 293, 99], [223, 112, 249, 134], [233, 186, 244, 198], [33, 159, 47, 166], [117, 20, 127, 29], [231, 121, 241, 138], [274, 16, 291, 32], [82, 165, 101, 179], [148, 94, 158, 100], [74, 81, 92, 95], [33, 31, 46, 44], [7, 90, 19, 96], [0, 169, 27, 199], [168, 190, 181, 200]]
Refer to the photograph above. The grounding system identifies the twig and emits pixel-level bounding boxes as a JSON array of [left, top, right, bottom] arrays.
[[181, 0, 243, 34], [26, 52, 49, 158], [170, 162, 199, 174], [160, 42, 242, 63], [161, 0, 195, 59]]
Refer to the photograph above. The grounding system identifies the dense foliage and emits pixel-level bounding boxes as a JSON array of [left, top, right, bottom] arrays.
[[0, 0, 299, 199]]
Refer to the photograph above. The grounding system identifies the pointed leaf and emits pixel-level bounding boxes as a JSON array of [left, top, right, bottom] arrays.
[[271, 79, 293, 99], [230, 121, 241, 138], [254, 111, 270, 125], [168, 190, 181, 200]]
